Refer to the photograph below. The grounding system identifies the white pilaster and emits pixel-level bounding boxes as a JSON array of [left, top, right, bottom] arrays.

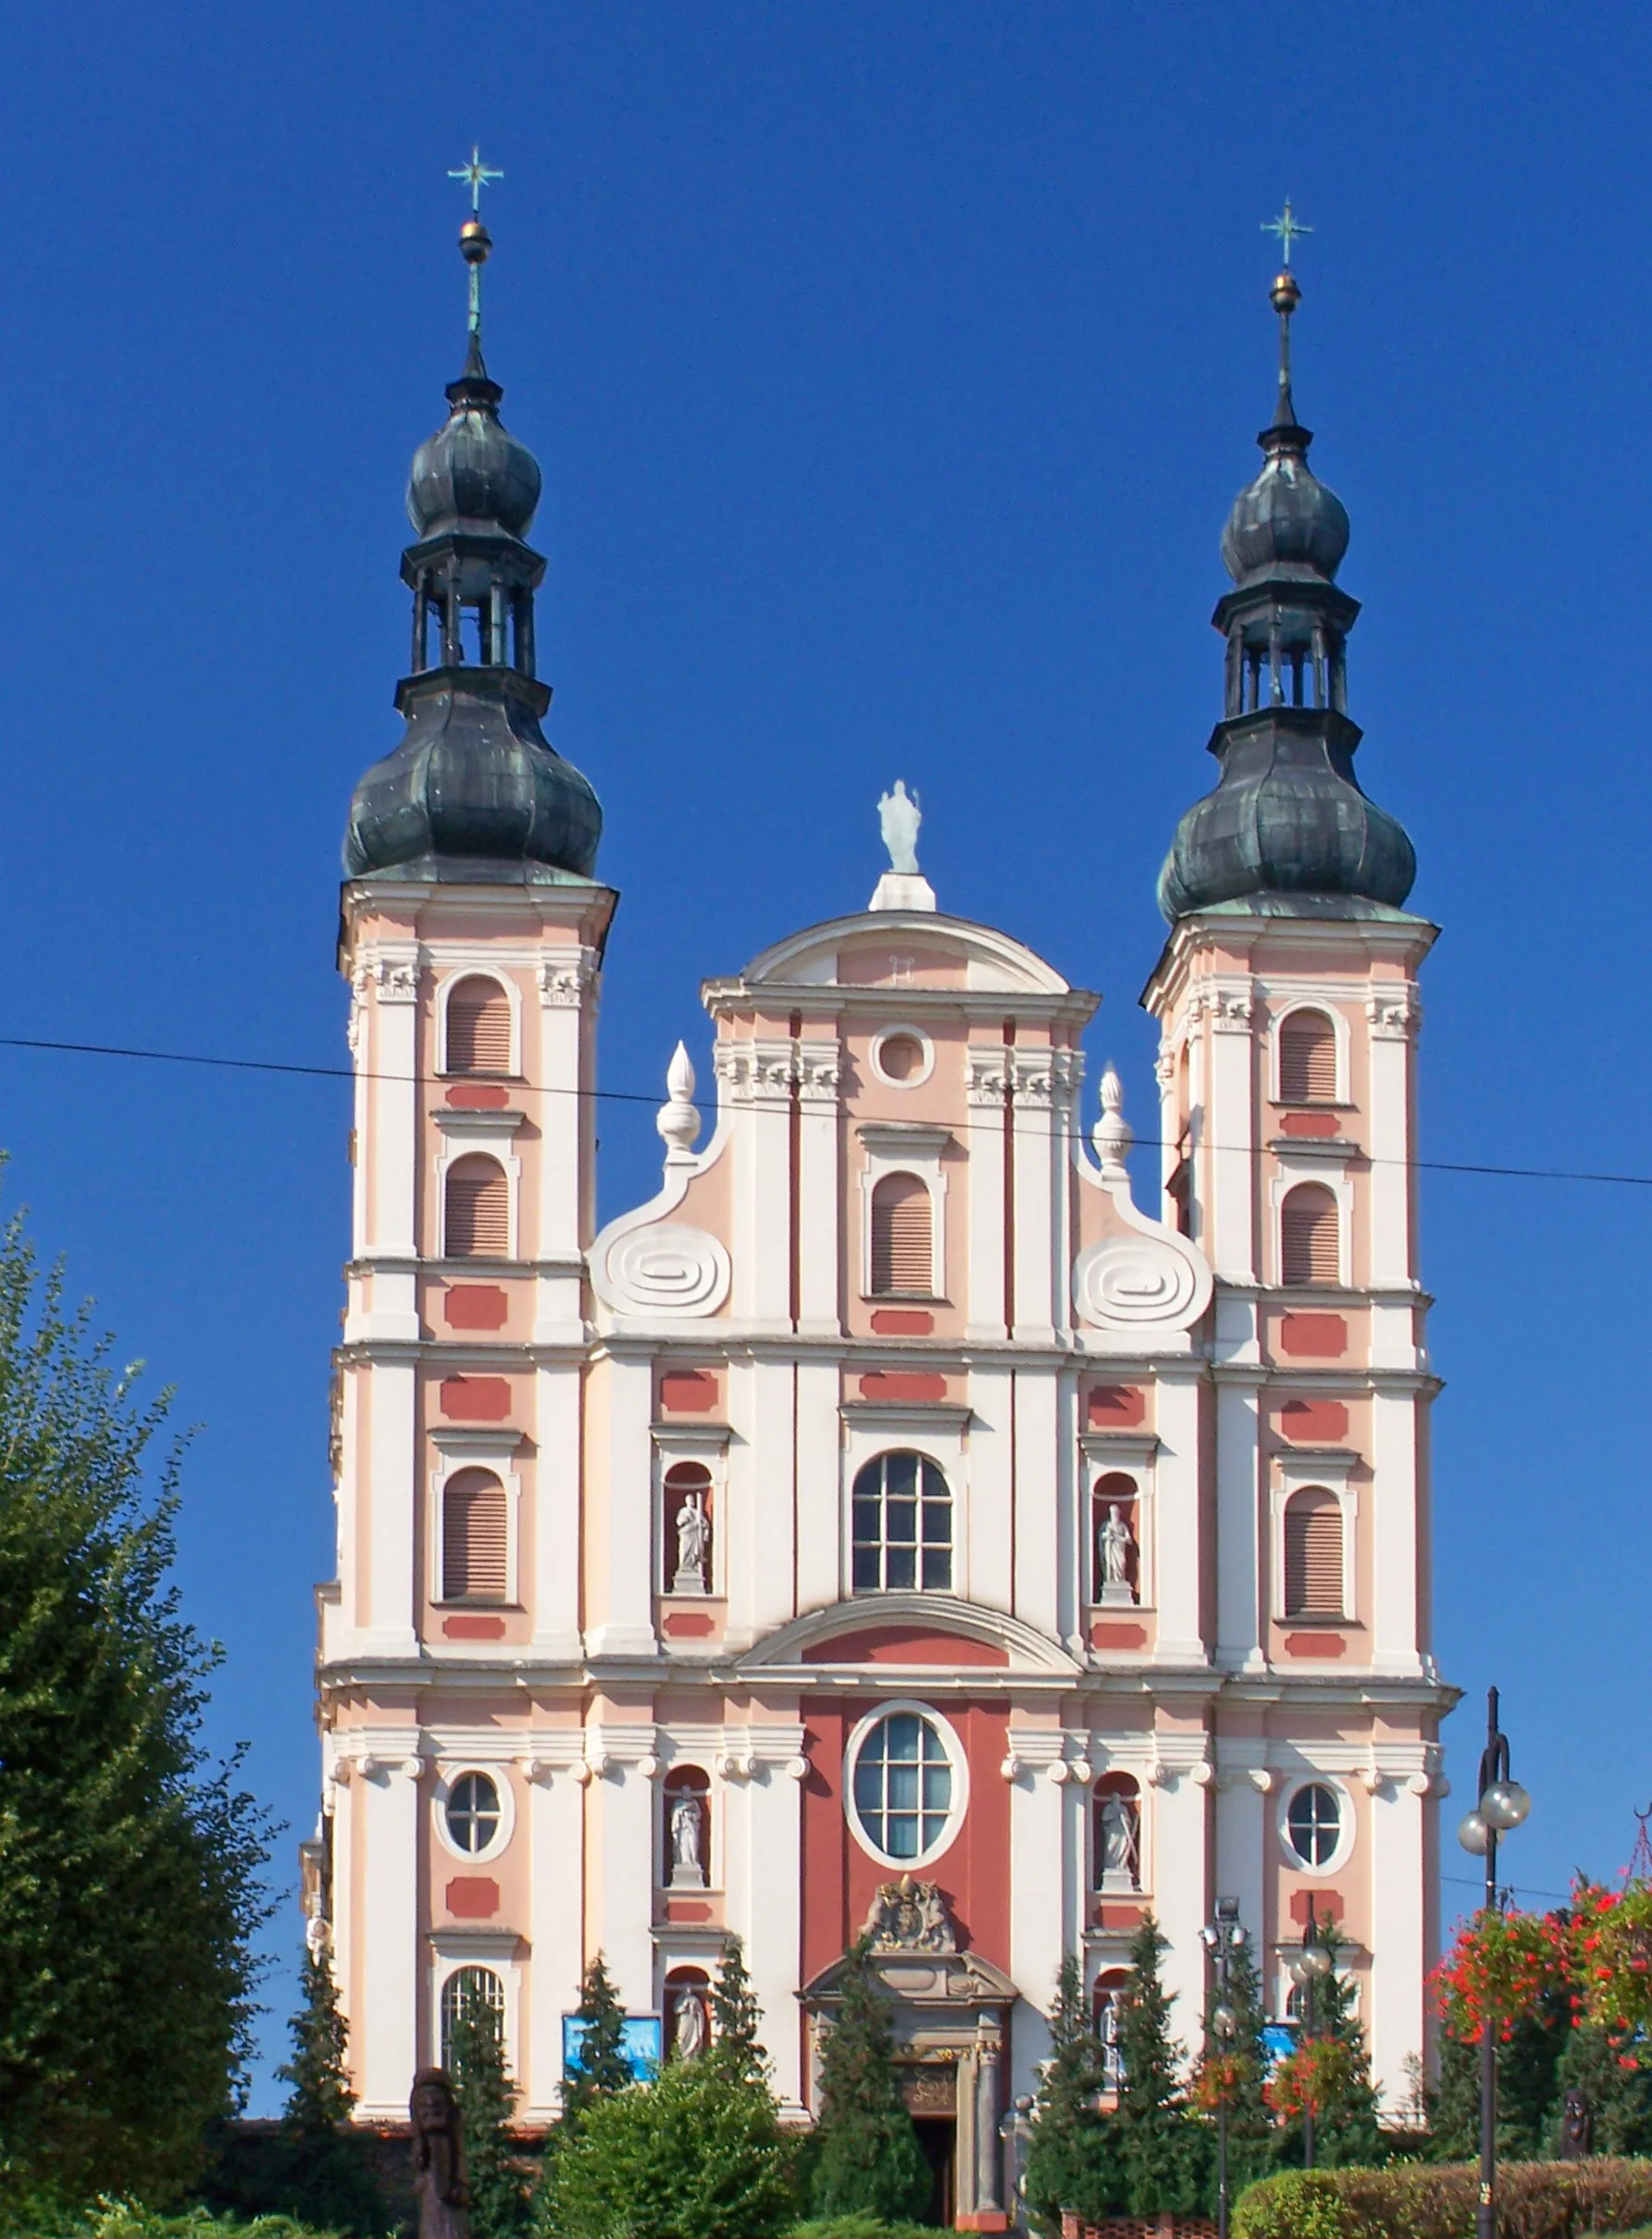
[[531, 1364, 584, 1657], [796, 1043, 842, 1338], [1370, 1779, 1429, 2116], [1213, 1371, 1264, 1673], [1007, 1762, 1063, 2099], [365, 1359, 417, 1652], [363, 953, 419, 1261], [739, 1764, 807, 2116], [728, 1040, 795, 1326], [356, 1757, 423, 2119], [1151, 1766, 1211, 2037], [525, 1765, 585, 2121], [966, 1363, 1013, 1620], [1212, 1772, 1268, 1964], [588, 1353, 658, 1659], [1205, 989, 1257, 1282], [1365, 992, 1416, 1290], [587, 1755, 656, 2014], [1153, 1369, 1206, 1663], [965, 1051, 1009, 1341], [1011, 1371, 1059, 1627], [794, 1361, 843, 1611], [1010, 1053, 1059, 1343]]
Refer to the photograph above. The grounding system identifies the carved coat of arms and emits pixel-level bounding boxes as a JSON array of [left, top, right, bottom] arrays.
[[863, 1872, 958, 1953]]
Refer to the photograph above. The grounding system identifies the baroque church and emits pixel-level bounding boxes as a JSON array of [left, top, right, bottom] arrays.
[[309, 218, 1450, 2224]]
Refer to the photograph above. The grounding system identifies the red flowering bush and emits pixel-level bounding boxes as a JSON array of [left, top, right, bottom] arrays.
[[1428, 1904, 1574, 2046], [1265, 2037, 1358, 2122], [1572, 1875, 1652, 2059], [1191, 2048, 1253, 2114]]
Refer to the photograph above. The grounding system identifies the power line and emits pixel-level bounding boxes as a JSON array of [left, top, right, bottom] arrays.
[[0, 1028, 1648, 1194]]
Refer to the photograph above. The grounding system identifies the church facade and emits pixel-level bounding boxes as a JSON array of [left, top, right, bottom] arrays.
[[311, 235, 1451, 2220]]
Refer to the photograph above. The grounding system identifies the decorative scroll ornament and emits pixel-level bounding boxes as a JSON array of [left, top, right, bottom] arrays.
[[1074, 1235, 1203, 1327], [863, 1873, 959, 1954], [602, 1224, 730, 1317]]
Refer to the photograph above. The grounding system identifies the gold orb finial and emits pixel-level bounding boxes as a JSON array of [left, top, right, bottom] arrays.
[[460, 216, 492, 267], [1270, 268, 1301, 317]]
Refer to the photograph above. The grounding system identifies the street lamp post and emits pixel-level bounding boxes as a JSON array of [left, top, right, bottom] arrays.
[[1200, 1896, 1248, 2239], [1288, 1898, 1333, 2170], [1458, 1685, 1532, 2239]]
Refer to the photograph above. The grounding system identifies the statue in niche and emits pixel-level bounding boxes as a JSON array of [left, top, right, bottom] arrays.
[[1098, 1996, 1124, 2092], [673, 1489, 712, 1593], [672, 1984, 708, 2059], [877, 780, 922, 875], [410, 2068, 470, 2239], [1097, 1790, 1141, 1889], [669, 1790, 706, 1886], [1098, 1502, 1135, 1605], [1559, 2087, 1594, 2159]]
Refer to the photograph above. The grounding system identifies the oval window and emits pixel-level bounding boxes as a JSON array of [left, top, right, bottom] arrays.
[[1286, 1782, 1342, 1867], [445, 1771, 503, 1856], [851, 1709, 955, 1864]]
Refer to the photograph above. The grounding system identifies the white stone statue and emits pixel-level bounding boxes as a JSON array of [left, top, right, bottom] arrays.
[[674, 1492, 711, 1592], [1098, 1790, 1140, 1888], [1099, 1996, 1124, 2090], [1099, 1503, 1135, 1604], [672, 1984, 708, 2059], [877, 780, 922, 875], [670, 1791, 705, 1885]]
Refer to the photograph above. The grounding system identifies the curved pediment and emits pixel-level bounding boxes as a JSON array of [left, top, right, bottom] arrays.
[[739, 1594, 1079, 1677], [721, 910, 1078, 998]]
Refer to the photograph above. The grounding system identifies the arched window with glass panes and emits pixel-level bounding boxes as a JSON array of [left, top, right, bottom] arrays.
[[440, 1963, 505, 2067], [851, 1451, 951, 1592]]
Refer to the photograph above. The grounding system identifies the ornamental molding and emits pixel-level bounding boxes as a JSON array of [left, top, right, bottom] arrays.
[[712, 1039, 797, 1100], [537, 948, 599, 1007], [358, 951, 421, 1004], [1366, 989, 1421, 1040], [965, 1049, 1010, 1106], [863, 1875, 960, 1955], [1154, 1043, 1178, 1089], [1208, 986, 1256, 1033], [796, 1048, 843, 1098], [600, 1224, 731, 1319]]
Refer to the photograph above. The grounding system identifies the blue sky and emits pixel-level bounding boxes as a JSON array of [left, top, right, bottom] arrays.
[[3, 4, 1648, 2106]]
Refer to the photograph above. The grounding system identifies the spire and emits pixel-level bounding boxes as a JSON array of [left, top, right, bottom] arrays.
[[1155, 218, 1415, 923], [342, 181, 602, 885]]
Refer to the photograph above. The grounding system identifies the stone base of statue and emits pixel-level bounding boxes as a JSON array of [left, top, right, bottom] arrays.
[[669, 1862, 707, 1889], [1100, 1869, 1139, 1896], [673, 1566, 708, 1595], [868, 870, 938, 914], [1099, 1579, 1135, 1606]]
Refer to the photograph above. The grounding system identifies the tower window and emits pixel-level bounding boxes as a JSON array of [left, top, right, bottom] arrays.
[[870, 1173, 933, 1296], [1284, 1487, 1344, 1617], [1280, 1184, 1339, 1287], [443, 1771, 503, 1855], [851, 1451, 951, 1593], [445, 1155, 510, 1259], [446, 976, 514, 1076], [440, 1964, 505, 2067], [442, 1468, 508, 1601], [1278, 1011, 1337, 1103], [1286, 1782, 1343, 1869]]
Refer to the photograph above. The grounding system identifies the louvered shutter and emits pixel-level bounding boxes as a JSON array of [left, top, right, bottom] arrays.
[[871, 1174, 933, 1295], [1285, 1489, 1343, 1616], [1279, 1013, 1337, 1102], [1281, 1185, 1338, 1285], [443, 1471, 508, 1599], [447, 977, 513, 1075], [446, 1156, 510, 1257]]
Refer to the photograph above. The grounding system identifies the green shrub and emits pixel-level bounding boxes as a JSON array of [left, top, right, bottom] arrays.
[[1232, 2157, 1652, 2239], [0, 2207, 342, 2239], [784, 2220, 938, 2239]]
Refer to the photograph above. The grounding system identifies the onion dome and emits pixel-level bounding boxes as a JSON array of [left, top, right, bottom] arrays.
[[343, 198, 602, 884], [406, 332, 542, 541], [1157, 258, 1415, 923]]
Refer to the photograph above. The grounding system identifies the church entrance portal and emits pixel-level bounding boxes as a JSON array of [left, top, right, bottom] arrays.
[[802, 1876, 1017, 2229]]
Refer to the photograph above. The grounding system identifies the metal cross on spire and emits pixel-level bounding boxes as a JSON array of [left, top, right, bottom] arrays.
[[450, 145, 504, 213], [1262, 199, 1311, 267], [448, 147, 503, 338]]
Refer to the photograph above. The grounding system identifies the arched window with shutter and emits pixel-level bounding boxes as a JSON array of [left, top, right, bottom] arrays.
[[1278, 1009, 1338, 1103], [1280, 1183, 1339, 1286], [445, 975, 514, 1076], [869, 1173, 933, 1297], [1284, 1486, 1344, 1617], [441, 1468, 508, 1602], [445, 1154, 510, 1259]]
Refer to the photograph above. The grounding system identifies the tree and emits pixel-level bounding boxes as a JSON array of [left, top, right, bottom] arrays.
[[1024, 1954, 1121, 2233], [450, 1980, 529, 2239], [560, 1953, 634, 2126], [809, 1938, 931, 2223], [1552, 2018, 1652, 2157], [1269, 1922, 1380, 2168], [0, 1213, 272, 2208], [267, 1938, 385, 2235], [534, 2052, 796, 2239], [1194, 1925, 1273, 2208], [711, 1936, 769, 2084], [1115, 1915, 1203, 2217]]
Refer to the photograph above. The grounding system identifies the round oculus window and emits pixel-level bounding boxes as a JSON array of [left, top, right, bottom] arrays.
[[871, 1027, 933, 1088], [1285, 1781, 1342, 1868], [444, 1771, 503, 1856], [847, 1705, 964, 1867]]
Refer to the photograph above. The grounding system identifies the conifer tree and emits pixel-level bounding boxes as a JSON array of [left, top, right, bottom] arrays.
[[809, 1936, 931, 2223], [0, 1213, 272, 2207], [269, 1937, 385, 2235], [450, 1979, 529, 2239], [1284, 1922, 1380, 2168], [1197, 1924, 1273, 2207], [1552, 2018, 1652, 2158], [711, 1935, 769, 2084], [1025, 1954, 1121, 2233], [1115, 1914, 1203, 2217], [560, 1952, 634, 2126]]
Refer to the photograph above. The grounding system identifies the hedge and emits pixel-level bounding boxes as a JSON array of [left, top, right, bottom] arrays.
[[785, 2222, 938, 2239], [1233, 2159, 1652, 2239]]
